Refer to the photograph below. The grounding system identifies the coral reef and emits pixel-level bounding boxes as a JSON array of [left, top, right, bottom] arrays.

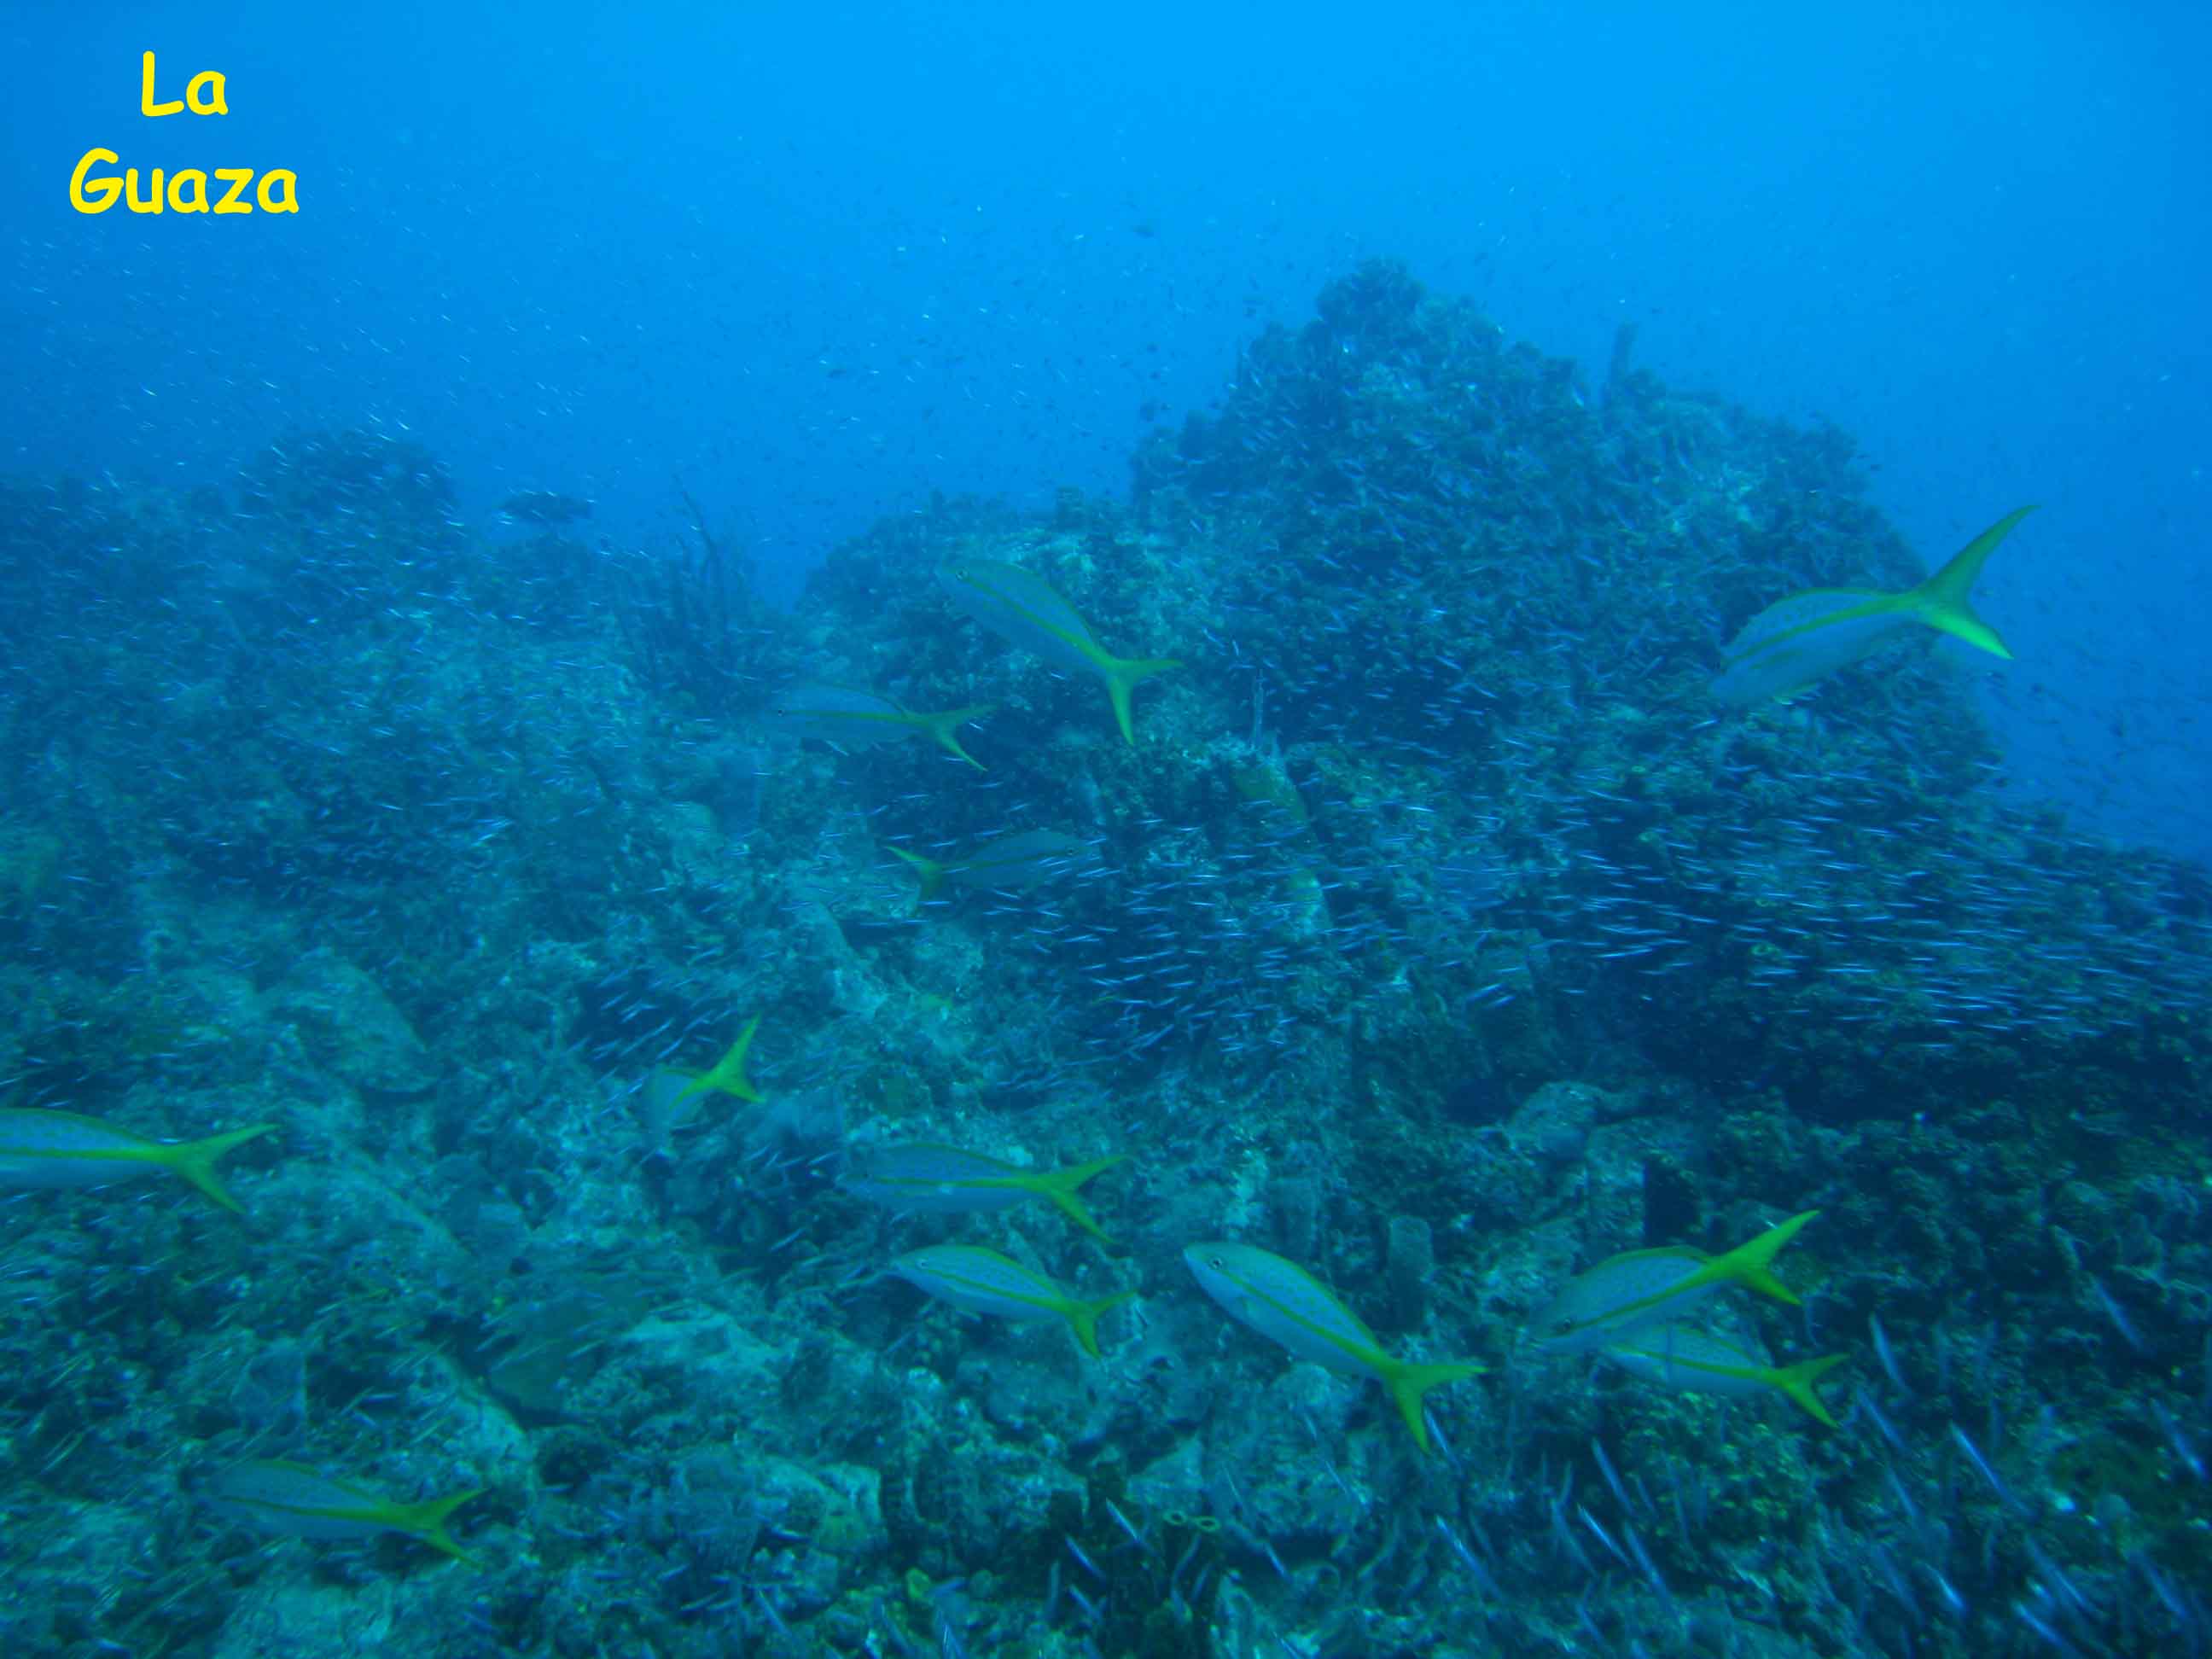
[[0, 262, 2205, 1656]]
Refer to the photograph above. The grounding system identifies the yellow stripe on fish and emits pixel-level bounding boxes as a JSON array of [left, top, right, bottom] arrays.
[[765, 683, 995, 769], [1528, 1210, 1819, 1355], [1604, 1322, 1847, 1427], [844, 1143, 1126, 1244], [1714, 506, 2034, 705], [201, 1459, 481, 1563], [887, 830, 1102, 903], [1184, 1242, 1483, 1453], [937, 559, 1179, 744], [890, 1244, 1133, 1358], [0, 1107, 274, 1214]]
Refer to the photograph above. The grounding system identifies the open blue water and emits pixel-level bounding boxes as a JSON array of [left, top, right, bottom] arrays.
[[7, 2, 2205, 856]]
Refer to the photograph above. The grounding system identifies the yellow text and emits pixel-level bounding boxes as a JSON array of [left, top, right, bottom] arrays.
[[72, 150, 297, 215], [72, 53, 297, 215], [140, 51, 227, 116]]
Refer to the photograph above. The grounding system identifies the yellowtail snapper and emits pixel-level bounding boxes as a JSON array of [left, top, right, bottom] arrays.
[[1183, 1242, 1483, 1453], [1528, 1210, 1819, 1355], [0, 1108, 274, 1214], [937, 559, 1179, 745], [201, 1459, 481, 1563], [1713, 506, 2034, 705], [844, 1143, 1126, 1244], [1603, 1321, 1846, 1426], [765, 683, 995, 769], [889, 1244, 1133, 1358], [888, 830, 1102, 903]]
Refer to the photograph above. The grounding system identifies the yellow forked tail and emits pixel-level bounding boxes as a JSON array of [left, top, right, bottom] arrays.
[[1711, 1209, 1819, 1305], [920, 705, 996, 769], [1772, 1353, 1848, 1428], [1024, 1154, 1126, 1244], [1910, 504, 2036, 659], [888, 846, 950, 902], [1103, 657, 1181, 746], [1064, 1289, 1137, 1359], [676, 1016, 763, 1104], [391, 1487, 484, 1564], [1382, 1357, 1487, 1454], [161, 1123, 277, 1214]]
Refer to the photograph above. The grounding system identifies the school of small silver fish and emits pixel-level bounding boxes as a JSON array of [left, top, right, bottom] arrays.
[[7, 266, 2204, 1659]]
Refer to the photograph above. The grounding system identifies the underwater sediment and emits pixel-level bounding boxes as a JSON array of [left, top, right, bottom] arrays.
[[0, 260, 2206, 1656]]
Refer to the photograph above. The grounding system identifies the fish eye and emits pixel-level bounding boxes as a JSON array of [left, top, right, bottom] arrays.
[[1206, 1254, 1226, 1270]]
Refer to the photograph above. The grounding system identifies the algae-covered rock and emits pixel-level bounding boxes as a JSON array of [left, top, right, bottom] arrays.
[[3, 265, 2208, 1659]]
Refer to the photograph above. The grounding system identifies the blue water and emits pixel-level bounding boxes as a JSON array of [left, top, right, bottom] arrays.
[[6, 9, 2212, 1657], [7, 1, 2206, 856]]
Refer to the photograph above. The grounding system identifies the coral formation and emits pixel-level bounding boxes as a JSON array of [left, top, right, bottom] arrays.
[[1, 262, 2205, 1656]]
